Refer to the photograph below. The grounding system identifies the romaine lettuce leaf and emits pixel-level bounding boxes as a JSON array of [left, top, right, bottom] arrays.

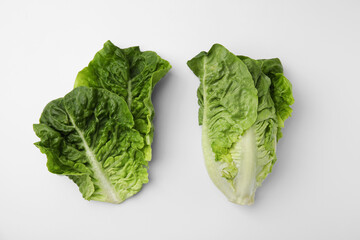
[[74, 41, 171, 161], [33, 87, 148, 203], [258, 58, 294, 139], [188, 44, 294, 205]]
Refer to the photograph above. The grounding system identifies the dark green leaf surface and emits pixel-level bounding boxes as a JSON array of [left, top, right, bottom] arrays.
[[34, 87, 147, 203], [74, 41, 171, 161]]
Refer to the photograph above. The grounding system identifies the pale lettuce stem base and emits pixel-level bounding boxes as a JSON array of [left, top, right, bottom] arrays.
[[202, 126, 257, 205]]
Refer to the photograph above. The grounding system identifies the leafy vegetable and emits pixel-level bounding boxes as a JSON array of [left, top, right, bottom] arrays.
[[34, 41, 170, 203], [74, 40, 171, 161], [187, 44, 294, 205], [34, 87, 147, 203]]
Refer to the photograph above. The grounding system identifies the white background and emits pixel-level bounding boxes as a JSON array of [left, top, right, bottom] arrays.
[[1, 0, 359, 239]]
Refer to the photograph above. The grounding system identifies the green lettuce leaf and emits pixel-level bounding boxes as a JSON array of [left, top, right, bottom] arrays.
[[74, 41, 171, 161], [188, 44, 294, 205], [258, 58, 294, 139], [237, 56, 278, 201], [33, 87, 148, 203]]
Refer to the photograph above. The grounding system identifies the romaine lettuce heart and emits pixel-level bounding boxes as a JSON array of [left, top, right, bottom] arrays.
[[188, 44, 294, 205]]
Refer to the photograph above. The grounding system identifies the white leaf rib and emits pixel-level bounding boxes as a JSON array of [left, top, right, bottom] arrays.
[[68, 114, 121, 204]]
